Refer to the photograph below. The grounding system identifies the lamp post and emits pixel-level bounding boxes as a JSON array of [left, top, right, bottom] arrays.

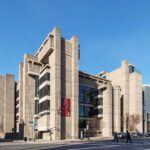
[[29, 118, 37, 142]]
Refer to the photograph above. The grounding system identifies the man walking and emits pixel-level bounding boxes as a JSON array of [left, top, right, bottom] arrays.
[[126, 130, 132, 144], [113, 132, 118, 143]]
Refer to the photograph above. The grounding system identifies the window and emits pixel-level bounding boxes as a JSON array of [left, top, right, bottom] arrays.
[[129, 65, 135, 73], [16, 116, 19, 121], [39, 100, 50, 113], [98, 108, 103, 114], [94, 109, 98, 115], [79, 85, 94, 104], [94, 108, 103, 115], [16, 107, 19, 113], [35, 77, 39, 97], [85, 106, 93, 117], [79, 119, 86, 128], [39, 85, 50, 99], [39, 72, 50, 85], [16, 90, 19, 98], [85, 91, 92, 104], [35, 100, 39, 114], [16, 100, 19, 105], [79, 105, 85, 117], [98, 89, 103, 95], [98, 98, 103, 105], [79, 105, 94, 117], [93, 98, 103, 106], [79, 92, 84, 103]]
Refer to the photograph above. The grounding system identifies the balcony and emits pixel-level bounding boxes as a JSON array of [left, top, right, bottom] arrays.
[[39, 96, 50, 103], [27, 60, 42, 77], [35, 35, 54, 62], [98, 114, 103, 118]]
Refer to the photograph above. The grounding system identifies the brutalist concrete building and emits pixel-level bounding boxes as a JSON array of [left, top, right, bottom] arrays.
[[0, 27, 143, 140], [15, 27, 113, 140]]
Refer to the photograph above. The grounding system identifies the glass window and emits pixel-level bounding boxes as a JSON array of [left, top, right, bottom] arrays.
[[98, 97, 103, 105], [39, 100, 50, 113], [98, 89, 103, 95], [16, 107, 19, 113], [16, 116, 19, 121], [35, 100, 39, 114], [98, 108, 103, 114], [94, 109, 98, 115], [85, 91, 92, 104], [16, 100, 19, 105], [39, 85, 50, 99], [129, 65, 135, 73], [79, 105, 85, 117], [79, 93, 84, 103], [16, 90, 19, 98], [85, 106, 93, 117], [79, 119, 86, 128], [39, 72, 50, 85], [35, 76, 39, 97]]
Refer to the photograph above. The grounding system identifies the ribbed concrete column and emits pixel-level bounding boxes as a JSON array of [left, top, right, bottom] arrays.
[[70, 36, 79, 139], [122, 60, 129, 132], [50, 28, 61, 140], [102, 83, 112, 137], [113, 86, 121, 133]]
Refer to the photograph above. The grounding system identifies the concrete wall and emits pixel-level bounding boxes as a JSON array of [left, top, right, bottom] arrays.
[[129, 72, 143, 132], [102, 83, 112, 137], [0, 74, 15, 138], [113, 86, 121, 133], [0, 76, 4, 133]]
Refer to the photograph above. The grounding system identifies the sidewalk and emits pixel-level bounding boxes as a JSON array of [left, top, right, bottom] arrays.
[[0, 137, 113, 146]]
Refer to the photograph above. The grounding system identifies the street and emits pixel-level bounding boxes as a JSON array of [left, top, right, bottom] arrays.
[[1, 139, 150, 150]]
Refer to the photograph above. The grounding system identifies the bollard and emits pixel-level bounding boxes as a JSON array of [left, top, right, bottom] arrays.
[[80, 131, 83, 140]]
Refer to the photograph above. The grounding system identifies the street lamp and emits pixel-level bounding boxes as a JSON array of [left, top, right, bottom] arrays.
[[29, 118, 37, 142]]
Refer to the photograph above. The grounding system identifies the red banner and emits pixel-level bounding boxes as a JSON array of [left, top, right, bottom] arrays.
[[61, 98, 71, 117]]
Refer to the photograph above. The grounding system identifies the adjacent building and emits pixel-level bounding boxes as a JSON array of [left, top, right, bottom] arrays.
[[99, 61, 143, 133], [143, 85, 150, 133]]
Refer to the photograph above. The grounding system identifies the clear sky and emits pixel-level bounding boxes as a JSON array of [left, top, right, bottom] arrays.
[[0, 0, 150, 84]]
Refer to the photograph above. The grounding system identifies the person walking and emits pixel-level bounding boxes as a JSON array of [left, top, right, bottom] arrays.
[[126, 130, 132, 144], [113, 132, 118, 143]]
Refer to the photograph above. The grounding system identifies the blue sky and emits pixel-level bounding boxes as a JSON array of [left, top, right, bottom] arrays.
[[0, 0, 150, 84]]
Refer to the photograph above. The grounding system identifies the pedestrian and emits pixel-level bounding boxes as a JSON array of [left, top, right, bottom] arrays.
[[113, 132, 118, 143], [126, 130, 132, 144]]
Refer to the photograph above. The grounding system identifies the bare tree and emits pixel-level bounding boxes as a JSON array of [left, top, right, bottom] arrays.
[[125, 113, 141, 132], [89, 118, 106, 136]]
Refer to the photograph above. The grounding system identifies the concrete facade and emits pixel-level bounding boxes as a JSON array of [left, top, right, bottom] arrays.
[[16, 27, 79, 140], [0, 74, 15, 139]]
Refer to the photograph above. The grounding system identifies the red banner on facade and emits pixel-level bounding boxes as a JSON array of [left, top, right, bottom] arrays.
[[61, 98, 71, 117]]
